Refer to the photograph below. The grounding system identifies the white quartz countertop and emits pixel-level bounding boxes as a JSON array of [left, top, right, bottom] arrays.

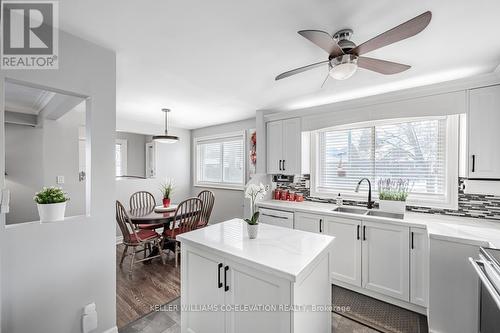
[[177, 218, 334, 282], [257, 200, 500, 248]]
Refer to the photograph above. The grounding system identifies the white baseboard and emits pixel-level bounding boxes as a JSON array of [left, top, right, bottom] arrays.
[[116, 235, 123, 245], [102, 326, 118, 333]]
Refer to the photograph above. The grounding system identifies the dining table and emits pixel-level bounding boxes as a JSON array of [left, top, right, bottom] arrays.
[[128, 205, 180, 229]]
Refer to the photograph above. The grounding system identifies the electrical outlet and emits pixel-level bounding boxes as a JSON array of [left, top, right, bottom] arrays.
[[56, 176, 64, 184]]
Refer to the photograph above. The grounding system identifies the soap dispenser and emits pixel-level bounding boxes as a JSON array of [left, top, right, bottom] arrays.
[[336, 193, 343, 206]]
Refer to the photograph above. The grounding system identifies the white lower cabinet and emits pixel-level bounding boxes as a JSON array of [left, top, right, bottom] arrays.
[[410, 227, 429, 307], [294, 212, 323, 233], [323, 216, 362, 287], [181, 243, 331, 333], [361, 220, 410, 302]]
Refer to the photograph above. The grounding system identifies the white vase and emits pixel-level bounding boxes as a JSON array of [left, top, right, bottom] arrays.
[[37, 202, 67, 222], [379, 200, 406, 215], [246, 223, 259, 239]]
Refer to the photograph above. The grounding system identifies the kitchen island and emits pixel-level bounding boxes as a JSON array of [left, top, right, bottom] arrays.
[[177, 218, 334, 333]]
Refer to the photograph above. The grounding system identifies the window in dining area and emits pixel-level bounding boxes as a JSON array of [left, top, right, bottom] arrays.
[[194, 132, 245, 189]]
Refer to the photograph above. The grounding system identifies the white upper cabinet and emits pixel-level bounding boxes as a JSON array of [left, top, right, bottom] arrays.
[[266, 118, 301, 175], [361, 220, 410, 302], [468, 85, 500, 179]]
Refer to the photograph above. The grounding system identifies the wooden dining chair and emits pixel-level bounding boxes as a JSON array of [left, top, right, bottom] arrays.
[[162, 197, 202, 267], [116, 200, 165, 273], [129, 191, 163, 231], [197, 190, 215, 229]]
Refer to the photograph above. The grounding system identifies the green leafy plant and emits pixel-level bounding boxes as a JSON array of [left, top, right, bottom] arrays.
[[244, 183, 267, 225], [245, 211, 260, 226], [378, 178, 410, 202], [160, 179, 174, 199], [33, 187, 69, 204]]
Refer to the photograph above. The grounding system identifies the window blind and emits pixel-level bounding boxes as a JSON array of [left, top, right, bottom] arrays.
[[316, 118, 448, 201], [196, 134, 244, 186]]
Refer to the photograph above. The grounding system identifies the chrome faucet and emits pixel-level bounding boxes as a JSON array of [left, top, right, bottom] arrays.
[[355, 178, 374, 209]]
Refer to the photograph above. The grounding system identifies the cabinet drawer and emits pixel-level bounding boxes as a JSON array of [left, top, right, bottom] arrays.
[[259, 208, 294, 229]]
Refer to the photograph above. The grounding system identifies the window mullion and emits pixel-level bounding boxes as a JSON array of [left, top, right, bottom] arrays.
[[371, 126, 376, 188]]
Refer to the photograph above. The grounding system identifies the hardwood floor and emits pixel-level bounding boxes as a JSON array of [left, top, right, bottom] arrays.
[[117, 244, 180, 329]]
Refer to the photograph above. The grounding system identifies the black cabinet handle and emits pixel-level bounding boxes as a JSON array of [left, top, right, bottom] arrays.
[[279, 160, 282, 171], [224, 265, 229, 292], [411, 232, 414, 250], [363, 226, 366, 241], [217, 263, 223, 288], [319, 219, 323, 233], [357, 225, 360, 240], [283, 160, 285, 171], [472, 155, 476, 173]]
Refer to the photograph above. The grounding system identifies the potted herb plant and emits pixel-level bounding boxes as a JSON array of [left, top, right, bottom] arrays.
[[244, 183, 267, 239], [378, 178, 410, 215], [160, 180, 174, 207], [34, 187, 69, 222]]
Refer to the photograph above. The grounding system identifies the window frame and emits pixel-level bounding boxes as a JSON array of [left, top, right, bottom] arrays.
[[310, 116, 459, 209], [193, 131, 246, 191], [115, 139, 128, 177]]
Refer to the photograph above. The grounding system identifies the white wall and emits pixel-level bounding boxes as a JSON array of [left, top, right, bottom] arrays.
[[5, 123, 44, 224], [191, 118, 255, 223], [116, 131, 148, 177], [0, 30, 116, 333], [115, 127, 191, 237]]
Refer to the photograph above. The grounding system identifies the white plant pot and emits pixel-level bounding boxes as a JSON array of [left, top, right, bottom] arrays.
[[37, 202, 67, 222], [246, 223, 259, 239], [379, 200, 406, 215]]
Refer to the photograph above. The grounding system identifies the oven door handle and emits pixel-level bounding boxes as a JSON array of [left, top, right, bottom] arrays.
[[469, 258, 500, 310]]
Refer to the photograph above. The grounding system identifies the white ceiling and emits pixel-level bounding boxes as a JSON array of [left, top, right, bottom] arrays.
[[5, 82, 55, 115], [59, 0, 500, 129]]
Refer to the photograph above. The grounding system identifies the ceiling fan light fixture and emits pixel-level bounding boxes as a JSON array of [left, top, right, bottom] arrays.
[[153, 108, 179, 143], [329, 54, 358, 80]]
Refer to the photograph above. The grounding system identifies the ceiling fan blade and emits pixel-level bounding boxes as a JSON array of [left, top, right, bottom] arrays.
[[275, 60, 329, 80], [321, 73, 330, 88], [298, 30, 344, 56], [358, 57, 411, 74], [351, 11, 432, 56]]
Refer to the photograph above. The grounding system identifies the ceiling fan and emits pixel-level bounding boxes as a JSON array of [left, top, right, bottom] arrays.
[[275, 11, 432, 84]]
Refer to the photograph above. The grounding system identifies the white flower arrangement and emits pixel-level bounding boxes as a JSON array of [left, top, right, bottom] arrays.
[[244, 183, 267, 225]]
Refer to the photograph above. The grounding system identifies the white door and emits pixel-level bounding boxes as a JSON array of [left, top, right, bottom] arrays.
[[294, 212, 322, 234], [469, 85, 500, 179], [410, 227, 429, 307], [224, 259, 291, 333], [266, 121, 283, 174], [324, 217, 362, 286], [181, 248, 225, 333], [361, 221, 410, 301], [282, 118, 301, 175], [259, 208, 294, 229]]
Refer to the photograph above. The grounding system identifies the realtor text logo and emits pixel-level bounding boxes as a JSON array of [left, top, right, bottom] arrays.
[[1, 1, 59, 69]]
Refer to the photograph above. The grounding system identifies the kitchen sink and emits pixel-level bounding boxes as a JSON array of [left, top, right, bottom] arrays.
[[365, 210, 404, 219], [332, 207, 368, 215]]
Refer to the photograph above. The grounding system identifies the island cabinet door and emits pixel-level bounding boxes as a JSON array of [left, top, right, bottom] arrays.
[[223, 259, 291, 333], [323, 217, 362, 286], [361, 221, 410, 302], [181, 247, 225, 333]]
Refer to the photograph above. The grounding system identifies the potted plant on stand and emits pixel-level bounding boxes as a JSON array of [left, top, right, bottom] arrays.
[[244, 183, 267, 239], [160, 180, 174, 207], [34, 187, 69, 222], [378, 178, 410, 215]]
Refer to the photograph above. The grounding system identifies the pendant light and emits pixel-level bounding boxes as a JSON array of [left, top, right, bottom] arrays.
[[153, 108, 179, 143]]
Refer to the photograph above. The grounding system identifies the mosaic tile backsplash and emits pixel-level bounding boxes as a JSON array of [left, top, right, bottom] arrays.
[[276, 176, 500, 221]]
